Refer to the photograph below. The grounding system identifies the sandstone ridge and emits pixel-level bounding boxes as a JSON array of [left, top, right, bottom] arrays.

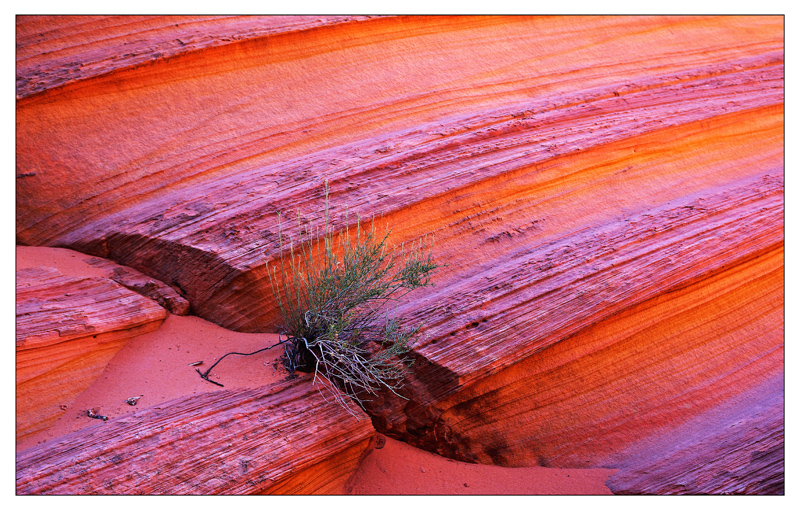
[[16, 377, 374, 495], [16, 16, 783, 494]]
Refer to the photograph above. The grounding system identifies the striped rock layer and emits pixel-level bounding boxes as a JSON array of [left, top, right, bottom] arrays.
[[16, 266, 167, 443], [16, 16, 784, 494], [16, 377, 374, 495]]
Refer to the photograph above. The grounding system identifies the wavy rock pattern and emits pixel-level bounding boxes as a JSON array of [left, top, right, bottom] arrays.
[[390, 245, 783, 490], [15, 15, 371, 98], [16, 266, 167, 443], [606, 374, 784, 494], [16, 378, 374, 494], [16, 16, 783, 493], [83, 255, 190, 315]]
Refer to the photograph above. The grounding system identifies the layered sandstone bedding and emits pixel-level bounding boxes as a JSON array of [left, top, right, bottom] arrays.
[[16, 15, 783, 494], [15, 246, 615, 495]]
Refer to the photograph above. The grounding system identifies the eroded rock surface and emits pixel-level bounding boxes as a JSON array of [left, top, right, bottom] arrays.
[[84, 256, 190, 315], [15, 15, 372, 99], [606, 375, 784, 494], [16, 377, 374, 495], [379, 244, 783, 494], [16, 265, 167, 443], [16, 16, 784, 494]]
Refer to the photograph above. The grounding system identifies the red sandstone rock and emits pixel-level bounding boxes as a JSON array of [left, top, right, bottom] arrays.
[[17, 245, 190, 314], [84, 256, 190, 315], [16, 377, 374, 495], [606, 375, 784, 494], [16, 265, 167, 443], [15, 15, 373, 99], [16, 16, 784, 494], [383, 244, 783, 494], [16, 17, 783, 335]]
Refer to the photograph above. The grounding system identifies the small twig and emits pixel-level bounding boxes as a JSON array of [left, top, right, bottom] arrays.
[[197, 337, 287, 387], [125, 395, 143, 406], [197, 369, 225, 387], [87, 408, 108, 421]]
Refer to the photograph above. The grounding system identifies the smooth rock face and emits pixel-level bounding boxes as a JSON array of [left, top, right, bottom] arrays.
[[16, 16, 784, 494], [16, 264, 167, 443], [16, 377, 375, 495]]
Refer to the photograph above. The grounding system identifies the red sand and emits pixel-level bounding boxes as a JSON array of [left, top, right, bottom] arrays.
[[346, 434, 615, 495], [16, 246, 616, 494]]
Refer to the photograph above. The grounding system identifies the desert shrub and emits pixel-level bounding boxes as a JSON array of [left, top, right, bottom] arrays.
[[269, 189, 441, 415]]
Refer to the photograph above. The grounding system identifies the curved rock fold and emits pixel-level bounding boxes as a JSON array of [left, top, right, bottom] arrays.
[[16, 15, 783, 494]]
